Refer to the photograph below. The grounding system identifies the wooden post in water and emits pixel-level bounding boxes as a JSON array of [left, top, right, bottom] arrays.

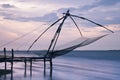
[[11, 49, 14, 70], [44, 58, 46, 76], [50, 58, 53, 78], [30, 58, 32, 77], [11, 49, 14, 80], [24, 58, 27, 77], [4, 48, 7, 80], [4, 48, 7, 71]]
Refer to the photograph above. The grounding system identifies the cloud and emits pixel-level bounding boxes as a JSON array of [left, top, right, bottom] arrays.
[[0, 0, 120, 50], [55, 2, 120, 28], [1, 4, 15, 8], [0, 12, 12, 18], [0, 1, 61, 22], [3, 12, 58, 22], [17, 0, 95, 7], [107, 24, 120, 32], [73, 1, 120, 26], [0, 27, 19, 48], [98, 0, 120, 6]]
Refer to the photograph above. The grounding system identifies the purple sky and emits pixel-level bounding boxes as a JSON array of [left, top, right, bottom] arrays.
[[0, 0, 120, 50]]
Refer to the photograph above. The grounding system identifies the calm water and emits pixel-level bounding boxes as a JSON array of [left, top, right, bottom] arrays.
[[0, 50, 120, 80]]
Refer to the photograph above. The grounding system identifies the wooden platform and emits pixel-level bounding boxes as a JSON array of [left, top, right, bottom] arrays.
[[0, 48, 53, 78]]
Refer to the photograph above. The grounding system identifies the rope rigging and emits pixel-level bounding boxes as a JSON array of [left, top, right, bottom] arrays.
[[27, 10, 114, 53], [70, 14, 114, 33], [0, 10, 114, 58], [27, 16, 65, 52], [0, 16, 58, 49], [0, 26, 41, 48], [50, 35, 107, 58], [69, 15, 83, 37]]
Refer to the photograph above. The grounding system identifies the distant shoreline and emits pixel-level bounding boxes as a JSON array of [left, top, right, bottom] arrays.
[[0, 50, 120, 52]]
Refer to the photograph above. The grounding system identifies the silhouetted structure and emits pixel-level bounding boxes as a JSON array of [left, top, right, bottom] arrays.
[[0, 10, 114, 79]]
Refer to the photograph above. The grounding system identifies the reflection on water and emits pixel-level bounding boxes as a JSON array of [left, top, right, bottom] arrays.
[[0, 51, 120, 80]]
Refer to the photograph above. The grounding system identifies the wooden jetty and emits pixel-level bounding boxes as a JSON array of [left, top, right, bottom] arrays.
[[0, 48, 53, 79]]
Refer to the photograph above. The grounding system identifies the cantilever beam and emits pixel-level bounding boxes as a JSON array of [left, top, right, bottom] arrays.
[[27, 10, 114, 54], [69, 15, 83, 37], [27, 16, 65, 52], [45, 10, 70, 58], [70, 14, 114, 33]]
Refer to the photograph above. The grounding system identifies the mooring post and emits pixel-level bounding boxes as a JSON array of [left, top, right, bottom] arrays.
[[30, 58, 32, 77], [44, 58, 46, 76], [24, 58, 27, 77], [50, 58, 53, 78], [4, 48, 7, 80], [11, 49, 14, 80], [4, 48, 7, 71], [11, 49, 14, 70]]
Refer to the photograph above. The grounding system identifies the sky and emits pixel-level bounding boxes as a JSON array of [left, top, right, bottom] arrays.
[[0, 0, 120, 50]]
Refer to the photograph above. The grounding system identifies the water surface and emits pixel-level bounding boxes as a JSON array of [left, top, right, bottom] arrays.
[[0, 50, 120, 80]]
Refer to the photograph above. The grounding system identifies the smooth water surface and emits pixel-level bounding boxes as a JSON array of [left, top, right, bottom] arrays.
[[0, 50, 120, 80]]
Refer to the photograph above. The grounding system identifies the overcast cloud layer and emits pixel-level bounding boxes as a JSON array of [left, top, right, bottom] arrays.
[[0, 0, 120, 50]]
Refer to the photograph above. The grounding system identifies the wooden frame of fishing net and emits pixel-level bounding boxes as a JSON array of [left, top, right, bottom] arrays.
[[27, 10, 114, 58]]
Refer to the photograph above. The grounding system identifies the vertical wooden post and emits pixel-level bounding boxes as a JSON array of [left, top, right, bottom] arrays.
[[11, 49, 14, 70], [30, 58, 32, 77], [44, 58, 46, 76], [4, 48, 7, 80], [4, 48, 7, 71], [11, 49, 14, 80], [24, 58, 27, 77], [50, 58, 53, 78]]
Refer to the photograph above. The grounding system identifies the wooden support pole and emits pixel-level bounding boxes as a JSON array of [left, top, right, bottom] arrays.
[[11, 49, 14, 69], [30, 58, 32, 77], [50, 58, 53, 78], [24, 58, 27, 77], [44, 58, 46, 76], [4, 48, 7, 80], [11, 49, 14, 80], [4, 48, 7, 71]]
